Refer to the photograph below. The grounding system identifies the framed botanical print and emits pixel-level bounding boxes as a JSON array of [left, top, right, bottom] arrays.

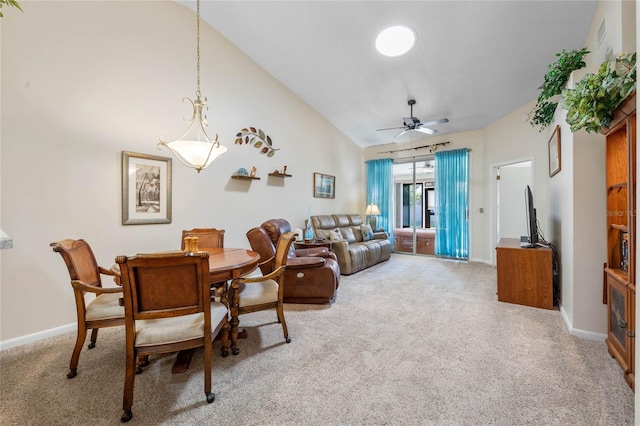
[[548, 125, 561, 177], [121, 151, 172, 225], [313, 172, 335, 199]]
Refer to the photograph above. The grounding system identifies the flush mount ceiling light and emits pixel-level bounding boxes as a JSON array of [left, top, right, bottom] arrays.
[[158, 0, 227, 173], [375, 25, 416, 57]]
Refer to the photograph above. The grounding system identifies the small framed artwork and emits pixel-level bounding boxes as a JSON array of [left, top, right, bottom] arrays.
[[548, 125, 561, 177], [122, 151, 172, 225], [313, 172, 335, 199]]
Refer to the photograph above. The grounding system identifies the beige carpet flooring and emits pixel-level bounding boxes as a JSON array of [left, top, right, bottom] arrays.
[[0, 254, 634, 425]]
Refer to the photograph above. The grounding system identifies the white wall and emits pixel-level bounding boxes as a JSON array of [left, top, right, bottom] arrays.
[[0, 1, 363, 342]]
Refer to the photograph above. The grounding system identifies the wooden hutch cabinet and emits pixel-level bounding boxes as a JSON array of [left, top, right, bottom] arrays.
[[604, 91, 636, 391]]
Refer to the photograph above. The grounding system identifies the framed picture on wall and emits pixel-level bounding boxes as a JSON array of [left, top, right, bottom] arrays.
[[548, 125, 561, 177], [313, 172, 335, 199], [121, 151, 172, 225]]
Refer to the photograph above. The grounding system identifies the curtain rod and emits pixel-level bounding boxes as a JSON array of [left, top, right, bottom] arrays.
[[377, 141, 450, 154]]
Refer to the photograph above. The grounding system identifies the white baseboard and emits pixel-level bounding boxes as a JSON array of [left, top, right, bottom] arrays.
[[470, 257, 493, 266], [559, 305, 606, 342], [0, 323, 76, 351]]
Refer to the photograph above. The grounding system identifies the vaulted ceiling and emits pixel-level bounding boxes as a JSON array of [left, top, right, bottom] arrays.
[[178, 1, 597, 147]]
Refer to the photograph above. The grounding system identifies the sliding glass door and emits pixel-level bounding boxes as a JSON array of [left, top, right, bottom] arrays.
[[393, 159, 436, 255]]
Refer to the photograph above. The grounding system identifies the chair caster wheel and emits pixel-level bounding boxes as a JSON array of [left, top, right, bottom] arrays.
[[206, 393, 215, 403], [121, 410, 133, 423], [221, 349, 229, 358], [285, 337, 291, 344], [232, 348, 240, 356], [135, 367, 143, 375], [88, 342, 96, 349], [67, 370, 77, 379]]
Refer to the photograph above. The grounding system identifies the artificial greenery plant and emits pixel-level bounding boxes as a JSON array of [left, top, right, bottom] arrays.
[[0, 0, 22, 17], [562, 52, 636, 133], [530, 47, 590, 131]]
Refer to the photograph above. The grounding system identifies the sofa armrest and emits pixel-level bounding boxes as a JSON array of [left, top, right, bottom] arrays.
[[294, 247, 332, 258], [286, 257, 326, 269], [330, 240, 349, 260], [373, 232, 388, 240]]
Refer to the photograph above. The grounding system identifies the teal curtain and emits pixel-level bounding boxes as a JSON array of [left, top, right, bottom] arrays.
[[435, 148, 469, 259], [366, 158, 394, 249]]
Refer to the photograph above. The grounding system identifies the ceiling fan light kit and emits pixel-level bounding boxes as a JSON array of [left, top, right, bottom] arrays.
[[375, 25, 416, 57]]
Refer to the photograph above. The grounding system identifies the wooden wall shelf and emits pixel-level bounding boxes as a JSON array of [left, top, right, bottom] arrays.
[[231, 175, 260, 181], [268, 172, 292, 178]]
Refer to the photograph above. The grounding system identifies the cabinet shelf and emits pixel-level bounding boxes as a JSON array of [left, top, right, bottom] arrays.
[[605, 267, 631, 286], [231, 175, 260, 181], [608, 182, 628, 192], [611, 224, 629, 232], [268, 172, 292, 178]]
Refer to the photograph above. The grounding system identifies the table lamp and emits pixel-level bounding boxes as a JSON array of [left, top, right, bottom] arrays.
[[365, 203, 381, 230]]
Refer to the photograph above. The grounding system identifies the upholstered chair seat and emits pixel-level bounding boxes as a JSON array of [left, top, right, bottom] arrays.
[[134, 304, 229, 347], [84, 293, 124, 321]]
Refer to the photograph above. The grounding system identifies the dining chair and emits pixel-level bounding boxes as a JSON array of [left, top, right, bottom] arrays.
[[116, 251, 229, 423], [181, 227, 227, 307], [181, 228, 225, 251], [228, 231, 296, 355], [50, 239, 124, 379]]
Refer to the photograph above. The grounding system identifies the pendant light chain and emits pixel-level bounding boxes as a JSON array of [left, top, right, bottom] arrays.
[[195, 0, 201, 99]]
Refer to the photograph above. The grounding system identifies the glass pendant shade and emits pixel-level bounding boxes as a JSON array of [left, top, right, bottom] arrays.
[[162, 140, 227, 172]]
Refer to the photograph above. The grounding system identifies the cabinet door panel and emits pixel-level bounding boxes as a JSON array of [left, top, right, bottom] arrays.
[[607, 275, 631, 371]]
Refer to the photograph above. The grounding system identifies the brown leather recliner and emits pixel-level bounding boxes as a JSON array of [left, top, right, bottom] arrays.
[[246, 219, 340, 304]]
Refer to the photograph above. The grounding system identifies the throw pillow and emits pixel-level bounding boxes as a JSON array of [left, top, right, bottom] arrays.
[[362, 224, 374, 240], [360, 224, 372, 241], [329, 228, 343, 241]]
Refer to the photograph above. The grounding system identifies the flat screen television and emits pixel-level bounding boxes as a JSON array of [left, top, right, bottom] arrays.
[[524, 185, 539, 247]]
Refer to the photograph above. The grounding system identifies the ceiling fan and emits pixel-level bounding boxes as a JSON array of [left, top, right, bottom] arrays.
[[377, 99, 449, 139]]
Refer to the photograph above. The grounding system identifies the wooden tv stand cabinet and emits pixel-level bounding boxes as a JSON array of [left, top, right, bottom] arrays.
[[496, 238, 553, 310]]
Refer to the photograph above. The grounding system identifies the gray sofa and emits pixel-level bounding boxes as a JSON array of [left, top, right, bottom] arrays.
[[311, 214, 391, 275]]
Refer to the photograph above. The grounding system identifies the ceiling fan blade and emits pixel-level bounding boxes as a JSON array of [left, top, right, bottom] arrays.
[[376, 126, 406, 131], [420, 118, 449, 127], [393, 129, 409, 139], [415, 127, 437, 135]]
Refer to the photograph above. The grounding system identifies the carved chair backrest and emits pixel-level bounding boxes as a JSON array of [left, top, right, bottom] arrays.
[[116, 251, 210, 321], [181, 228, 225, 251], [50, 239, 102, 289]]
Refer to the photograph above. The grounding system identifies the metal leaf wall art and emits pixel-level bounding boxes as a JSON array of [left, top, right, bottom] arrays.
[[235, 127, 279, 157]]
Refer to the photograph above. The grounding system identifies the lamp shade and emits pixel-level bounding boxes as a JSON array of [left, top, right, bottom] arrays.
[[161, 140, 227, 172], [365, 203, 381, 216]]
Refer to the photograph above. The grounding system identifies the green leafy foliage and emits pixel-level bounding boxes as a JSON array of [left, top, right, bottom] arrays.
[[531, 48, 590, 131], [234, 127, 279, 157], [0, 0, 23, 18], [562, 52, 636, 133]]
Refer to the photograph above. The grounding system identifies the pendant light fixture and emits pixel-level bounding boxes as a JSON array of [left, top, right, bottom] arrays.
[[158, 0, 227, 173]]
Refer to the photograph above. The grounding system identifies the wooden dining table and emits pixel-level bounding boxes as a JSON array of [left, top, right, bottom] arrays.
[[112, 247, 260, 372]]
